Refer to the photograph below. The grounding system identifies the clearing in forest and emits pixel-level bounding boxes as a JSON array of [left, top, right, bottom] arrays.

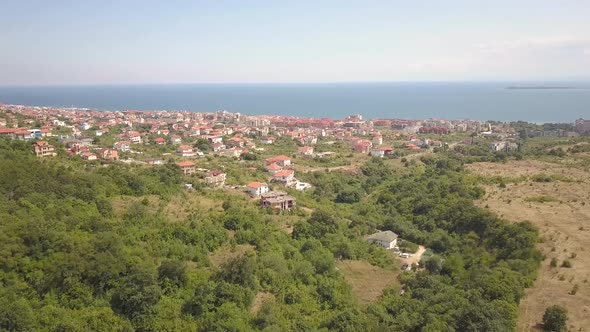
[[336, 260, 399, 305], [467, 160, 590, 332]]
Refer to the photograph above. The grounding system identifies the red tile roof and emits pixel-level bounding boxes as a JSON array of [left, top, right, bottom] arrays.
[[247, 181, 268, 188], [177, 161, 195, 167], [274, 170, 294, 177]]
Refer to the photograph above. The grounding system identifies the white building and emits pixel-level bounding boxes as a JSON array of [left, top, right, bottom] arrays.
[[367, 231, 398, 249], [247, 182, 269, 197]]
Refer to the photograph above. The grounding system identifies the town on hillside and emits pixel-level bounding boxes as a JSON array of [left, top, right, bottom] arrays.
[[1, 103, 589, 212]]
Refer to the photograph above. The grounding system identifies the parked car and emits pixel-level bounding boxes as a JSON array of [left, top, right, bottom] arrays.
[[399, 253, 410, 258], [401, 263, 409, 270]]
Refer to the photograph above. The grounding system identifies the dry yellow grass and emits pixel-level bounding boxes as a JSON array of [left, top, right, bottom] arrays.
[[208, 244, 255, 268], [468, 161, 590, 332], [163, 192, 223, 222], [336, 260, 399, 305], [111, 195, 161, 218]]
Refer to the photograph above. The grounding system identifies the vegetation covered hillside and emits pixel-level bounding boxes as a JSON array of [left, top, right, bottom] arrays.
[[0, 138, 540, 331]]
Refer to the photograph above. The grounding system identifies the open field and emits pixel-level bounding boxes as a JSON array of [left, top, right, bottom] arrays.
[[467, 160, 590, 332], [336, 260, 400, 305]]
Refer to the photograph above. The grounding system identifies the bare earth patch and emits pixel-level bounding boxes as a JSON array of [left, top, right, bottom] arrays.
[[336, 260, 399, 305], [469, 161, 590, 331], [400, 245, 426, 266]]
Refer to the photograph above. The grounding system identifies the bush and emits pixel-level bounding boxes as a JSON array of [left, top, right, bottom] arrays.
[[550, 258, 558, 268], [542, 305, 567, 331], [334, 188, 362, 204], [561, 260, 572, 268], [525, 195, 556, 203], [398, 240, 419, 254]]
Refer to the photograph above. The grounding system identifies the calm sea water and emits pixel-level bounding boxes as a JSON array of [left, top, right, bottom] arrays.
[[0, 82, 589, 122]]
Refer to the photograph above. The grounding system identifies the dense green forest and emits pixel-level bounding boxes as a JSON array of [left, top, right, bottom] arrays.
[[0, 138, 540, 331]]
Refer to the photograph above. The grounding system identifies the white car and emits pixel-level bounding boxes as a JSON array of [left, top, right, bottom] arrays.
[[399, 253, 410, 258]]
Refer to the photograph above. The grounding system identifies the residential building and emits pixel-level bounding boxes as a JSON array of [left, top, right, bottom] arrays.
[[367, 231, 398, 249], [177, 161, 196, 175], [126, 131, 142, 144], [265, 162, 283, 174], [298, 146, 314, 156], [247, 182, 269, 197], [176, 145, 197, 157], [212, 142, 226, 152], [82, 152, 97, 161], [260, 191, 296, 211], [113, 141, 131, 152], [370, 146, 394, 158], [171, 135, 182, 144], [266, 155, 291, 167], [354, 140, 372, 154], [575, 118, 590, 134], [272, 169, 295, 186], [218, 147, 241, 158], [96, 148, 119, 161], [204, 170, 226, 187], [372, 133, 383, 145], [32, 140, 57, 157], [260, 136, 275, 144], [154, 137, 167, 145]]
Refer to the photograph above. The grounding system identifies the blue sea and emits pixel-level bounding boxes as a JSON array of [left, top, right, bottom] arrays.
[[0, 82, 589, 122]]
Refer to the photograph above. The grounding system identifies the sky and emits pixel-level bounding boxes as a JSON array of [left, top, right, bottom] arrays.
[[1, 0, 590, 85]]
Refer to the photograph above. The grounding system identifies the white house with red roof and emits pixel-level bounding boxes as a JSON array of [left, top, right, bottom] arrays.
[[372, 133, 383, 145], [265, 155, 291, 167], [177, 161, 196, 175], [154, 137, 167, 145], [82, 151, 98, 161], [32, 141, 57, 157], [171, 135, 182, 144], [265, 162, 283, 174], [370, 146, 394, 158], [176, 145, 196, 157], [247, 182, 269, 197], [298, 146, 314, 156], [354, 140, 373, 154], [272, 169, 295, 186], [212, 142, 225, 152], [125, 131, 142, 144], [205, 170, 226, 187], [113, 141, 131, 152], [260, 136, 276, 145]]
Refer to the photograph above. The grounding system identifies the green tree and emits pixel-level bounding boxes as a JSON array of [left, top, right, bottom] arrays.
[[542, 305, 568, 331], [158, 259, 188, 289], [110, 267, 162, 321]]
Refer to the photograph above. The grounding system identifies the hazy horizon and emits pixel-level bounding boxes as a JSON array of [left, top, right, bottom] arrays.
[[2, 80, 590, 88]]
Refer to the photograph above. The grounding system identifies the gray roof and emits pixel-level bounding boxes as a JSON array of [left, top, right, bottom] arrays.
[[367, 231, 398, 242]]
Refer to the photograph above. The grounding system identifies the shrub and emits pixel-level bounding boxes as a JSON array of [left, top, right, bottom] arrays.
[[569, 284, 579, 295], [550, 258, 558, 268], [525, 195, 556, 203], [542, 305, 567, 331], [561, 260, 572, 268]]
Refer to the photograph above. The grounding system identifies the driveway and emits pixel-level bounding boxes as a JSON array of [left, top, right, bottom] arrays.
[[401, 245, 426, 266]]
